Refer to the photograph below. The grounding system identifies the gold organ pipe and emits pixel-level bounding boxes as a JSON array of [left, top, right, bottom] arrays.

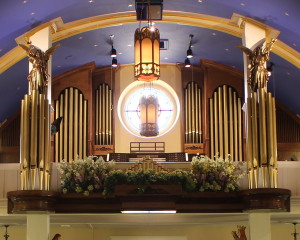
[[20, 99, 25, 190], [59, 94, 64, 162], [79, 94, 83, 159], [209, 98, 214, 159], [223, 85, 228, 158], [187, 84, 191, 143], [30, 90, 38, 190], [39, 94, 45, 190], [30, 90, 38, 167], [266, 93, 273, 165], [198, 88, 202, 143], [64, 89, 68, 161], [24, 95, 30, 190], [233, 92, 238, 163], [191, 82, 195, 143], [272, 97, 278, 188], [109, 88, 112, 145], [55, 100, 59, 162], [238, 98, 242, 162], [195, 83, 199, 143], [218, 87, 223, 158], [184, 88, 188, 143], [229, 88, 234, 161], [99, 85, 102, 145], [102, 85, 106, 144], [247, 98, 254, 188], [69, 88, 74, 162], [106, 84, 109, 145], [259, 89, 267, 166], [251, 93, 258, 164], [83, 100, 87, 158], [45, 102, 51, 190], [95, 89, 99, 144], [213, 92, 219, 156], [74, 89, 79, 161]]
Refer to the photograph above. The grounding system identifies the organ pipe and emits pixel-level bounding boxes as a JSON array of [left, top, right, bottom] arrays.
[[184, 82, 202, 144], [53, 87, 88, 162], [209, 85, 243, 161], [94, 83, 113, 145]]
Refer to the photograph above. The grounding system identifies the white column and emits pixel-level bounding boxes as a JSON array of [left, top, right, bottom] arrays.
[[29, 27, 53, 101], [27, 215, 50, 240], [249, 213, 271, 240]]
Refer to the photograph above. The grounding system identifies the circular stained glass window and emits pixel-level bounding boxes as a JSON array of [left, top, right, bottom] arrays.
[[118, 80, 180, 138]]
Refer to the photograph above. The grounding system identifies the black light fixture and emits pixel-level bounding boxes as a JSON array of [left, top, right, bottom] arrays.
[[186, 34, 194, 58], [110, 46, 117, 58], [112, 58, 118, 68], [267, 62, 274, 76], [292, 223, 299, 240], [185, 58, 191, 68], [3, 225, 9, 240]]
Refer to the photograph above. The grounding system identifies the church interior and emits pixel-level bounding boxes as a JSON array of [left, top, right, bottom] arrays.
[[0, 0, 300, 239]]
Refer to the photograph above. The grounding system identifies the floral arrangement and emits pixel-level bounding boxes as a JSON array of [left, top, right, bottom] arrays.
[[191, 155, 244, 192], [57, 155, 244, 196], [103, 169, 196, 196], [57, 156, 114, 196]]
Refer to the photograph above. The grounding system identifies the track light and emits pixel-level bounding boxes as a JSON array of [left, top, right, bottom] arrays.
[[187, 47, 193, 58], [185, 58, 191, 68], [186, 34, 194, 58], [112, 58, 118, 67], [111, 46, 117, 58]]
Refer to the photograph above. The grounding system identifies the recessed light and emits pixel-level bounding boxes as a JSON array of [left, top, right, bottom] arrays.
[[30, 12, 35, 16], [57, 65, 61, 68], [198, 0, 203, 2], [88, 0, 94, 2], [23, 0, 28, 3], [240, 3, 245, 6], [212, 32, 216, 36], [293, 43, 297, 47], [225, 48, 229, 51], [164, 57, 168, 60], [94, 44, 98, 47], [128, 4, 133, 7], [127, 44, 132, 47], [78, 36, 83, 40], [284, 12, 289, 16], [118, 52, 123, 55]]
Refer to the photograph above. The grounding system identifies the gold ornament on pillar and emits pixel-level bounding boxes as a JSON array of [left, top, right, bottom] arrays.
[[236, 39, 276, 92], [232, 226, 247, 240], [19, 42, 60, 95], [139, 94, 159, 136], [134, 1, 160, 81]]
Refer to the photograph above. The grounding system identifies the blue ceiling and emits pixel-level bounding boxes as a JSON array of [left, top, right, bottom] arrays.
[[0, 0, 299, 122]]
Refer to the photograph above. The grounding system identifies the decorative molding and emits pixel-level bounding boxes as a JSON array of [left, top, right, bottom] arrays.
[[7, 188, 291, 214], [0, 12, 299, 74]]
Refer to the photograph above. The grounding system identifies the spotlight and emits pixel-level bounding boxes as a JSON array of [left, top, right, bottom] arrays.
[[112, 58, 118, 67], [110, 46, 117, 58], [186, 34, 194, 58], [185, 58, 191, 68], [187, 47, 193, 58]]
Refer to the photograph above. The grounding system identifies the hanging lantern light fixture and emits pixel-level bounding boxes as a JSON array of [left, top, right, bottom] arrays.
[[134, 1, 160, 82]]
